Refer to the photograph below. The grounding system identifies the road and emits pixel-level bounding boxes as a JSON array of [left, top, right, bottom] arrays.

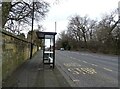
[[55, 50, 118, 87]]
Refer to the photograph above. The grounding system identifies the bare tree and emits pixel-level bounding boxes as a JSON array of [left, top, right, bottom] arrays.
[[67, 15, 90, 48], [88, 20, 97, 40], [56, 10, 119, 54], [2, 0, 49, 33], [93, 10, 119, 53]]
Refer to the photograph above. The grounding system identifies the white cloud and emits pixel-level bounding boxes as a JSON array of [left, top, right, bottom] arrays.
[[41, 0, 119, 35]]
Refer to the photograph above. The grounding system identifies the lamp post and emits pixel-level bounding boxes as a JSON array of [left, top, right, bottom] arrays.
[[30, 1, 34, 59]]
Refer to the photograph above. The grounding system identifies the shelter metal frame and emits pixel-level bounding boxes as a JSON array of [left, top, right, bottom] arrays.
[[36, 31, 57, 68]]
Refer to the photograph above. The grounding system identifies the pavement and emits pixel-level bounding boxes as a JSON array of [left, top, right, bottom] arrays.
[[2, 50, 71, 88]]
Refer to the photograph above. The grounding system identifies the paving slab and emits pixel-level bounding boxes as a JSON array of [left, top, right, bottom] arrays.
[[2, 50, 71, 88]]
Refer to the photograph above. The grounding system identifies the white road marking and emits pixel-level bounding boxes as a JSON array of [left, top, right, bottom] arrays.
[[103, 67, 112, 72], [81, 54, 85, 55], [68, 68, 72, 72], [73, 79, 80, 82], [78, 64, 81, 66], [81, 53, 90, 56], [64, 63, 81, 67], [83, 61, 87, 63], [91, 64, 98, 67], [73, 58, 76, 59]]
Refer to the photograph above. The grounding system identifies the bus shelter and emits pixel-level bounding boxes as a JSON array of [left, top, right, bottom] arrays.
[[36, 31, 57, 68]]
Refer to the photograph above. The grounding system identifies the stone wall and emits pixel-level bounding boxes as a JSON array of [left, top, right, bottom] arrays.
[[1, 30, 37, 80], [0, 30, 2, 88]]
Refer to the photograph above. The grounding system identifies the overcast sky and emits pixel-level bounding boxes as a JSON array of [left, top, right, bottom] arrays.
[[37, 0, 119, 34]]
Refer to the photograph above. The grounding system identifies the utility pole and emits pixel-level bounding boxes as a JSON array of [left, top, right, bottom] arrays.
[[55, 21, 57, 32], [30, 1, 34, 59], [118, 1, 120, 19], [118, 1, 120, 55]]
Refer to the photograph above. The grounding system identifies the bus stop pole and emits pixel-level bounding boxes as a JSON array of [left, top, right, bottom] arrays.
[[53, 36, 55, 68]]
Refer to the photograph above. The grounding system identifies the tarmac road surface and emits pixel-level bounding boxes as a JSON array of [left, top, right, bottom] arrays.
[[55, 50, 118, 87]]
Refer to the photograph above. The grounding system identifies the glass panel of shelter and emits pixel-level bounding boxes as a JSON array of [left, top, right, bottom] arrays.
[[43, 35, 54, 66], [36, 31, 57, 68]]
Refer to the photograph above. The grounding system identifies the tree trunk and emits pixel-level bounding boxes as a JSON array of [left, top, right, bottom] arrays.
[[2, 2, 12, 28], [83, 33, 87, 48]]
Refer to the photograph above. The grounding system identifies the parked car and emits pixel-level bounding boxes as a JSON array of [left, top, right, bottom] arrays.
[[60, 48, 64, 51]]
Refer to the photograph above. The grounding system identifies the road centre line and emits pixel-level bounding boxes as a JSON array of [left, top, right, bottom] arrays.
[[83, 61, 87, 63], [69, 57, 99, 68], [67, 55, 112, 72], [73, 58, 76, 59], [91, 64, 98, 67], [69, 57, 100, 68], [69, 57, 78, 60], [60, 52, 113, 74], [103, 67, 113, 72], [68, 68, 72, 72], [69, 57, 99, 67]]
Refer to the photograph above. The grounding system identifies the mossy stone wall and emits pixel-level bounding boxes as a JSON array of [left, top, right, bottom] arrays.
[[2, 30, 37, 80]]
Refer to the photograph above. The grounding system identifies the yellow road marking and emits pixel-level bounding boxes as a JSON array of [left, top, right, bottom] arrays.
[[73, 71, 80, 74], [75, 68, 82, 72], [68, 67, 97, 75]]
